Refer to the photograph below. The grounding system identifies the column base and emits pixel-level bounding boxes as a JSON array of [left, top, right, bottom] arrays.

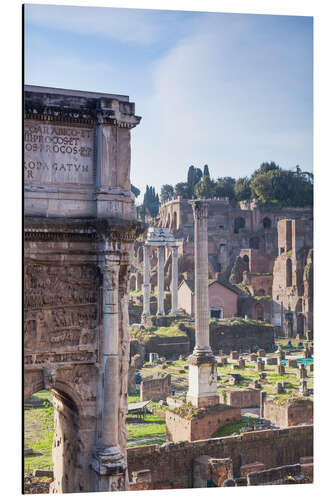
[[91, 445, 126, 477], [186, 394, 220, 407]]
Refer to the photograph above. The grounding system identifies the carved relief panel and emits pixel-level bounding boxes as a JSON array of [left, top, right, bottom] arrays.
[[24, 263, 101, 366]]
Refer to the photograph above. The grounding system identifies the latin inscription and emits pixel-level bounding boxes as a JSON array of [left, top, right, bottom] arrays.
[[24, 120, 95, 185]]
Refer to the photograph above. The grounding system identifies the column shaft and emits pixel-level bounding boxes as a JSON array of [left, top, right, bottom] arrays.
[[193, 202, 210, 350], [171, 246, 178, 314], [143, 245, 150, 316], [101, 258, 120, 450], [157, 246, 165, 315]]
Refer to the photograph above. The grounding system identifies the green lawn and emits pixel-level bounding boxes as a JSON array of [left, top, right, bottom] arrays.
[[212, 417, 261, 438], [24, 391, 54, 473], [126, 413, 166, 445]]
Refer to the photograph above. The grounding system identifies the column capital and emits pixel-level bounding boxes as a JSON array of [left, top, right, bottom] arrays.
[[190, 200, 208, 220]]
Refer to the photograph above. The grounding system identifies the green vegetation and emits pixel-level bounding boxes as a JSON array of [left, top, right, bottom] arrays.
[[126, 413, 166, 445], [24, 391, 54, 472], [212, 416, 261, 438], [130, 323, 187, 342], [136, 185, 160, 220], [158, 162, 313, 206]]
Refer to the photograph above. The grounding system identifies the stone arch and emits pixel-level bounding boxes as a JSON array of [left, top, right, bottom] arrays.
[[257, 289, 266, 296], [51, 387, 82, 494], [255, 303, 264, 321], [234, 216, 245, 234], [286, 258, 292, 287], [249, 236, 260, 249], [166, 212, 171, 228], [263, 217, 272, 229]]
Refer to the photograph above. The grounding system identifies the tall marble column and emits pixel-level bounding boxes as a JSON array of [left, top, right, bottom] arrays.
[[157, 246, 165, 315], [91, 255, 125, 491], [187, 200, 219, 407], [142, 245, 150, 317], [171, 246, 178, 314]]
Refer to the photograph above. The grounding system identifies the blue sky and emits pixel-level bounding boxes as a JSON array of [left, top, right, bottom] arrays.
[[24, 4, 313, 200]]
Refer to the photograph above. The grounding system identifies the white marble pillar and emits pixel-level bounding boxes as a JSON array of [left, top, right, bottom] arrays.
[[100, 256, 122, 456], [187, 200, 219, 408], [171, 246, 178, 314], [193, 201, 211, 353], [157, 246, 165, 315], [142, 245, 150, 317], [92, 254, 125, 491]]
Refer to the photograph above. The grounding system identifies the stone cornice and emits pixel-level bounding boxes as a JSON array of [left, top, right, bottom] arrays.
[[24, 106, 141, 129], [24, 217, 146, 243]]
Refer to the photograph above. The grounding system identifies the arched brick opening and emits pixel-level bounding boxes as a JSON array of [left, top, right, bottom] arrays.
[[255, 303, 264, 321], [263, 217, 272, 229], [257, 289, 266, 296]]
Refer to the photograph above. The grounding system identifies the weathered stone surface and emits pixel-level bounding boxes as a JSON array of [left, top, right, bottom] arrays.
[[24, 85, 143, 493]]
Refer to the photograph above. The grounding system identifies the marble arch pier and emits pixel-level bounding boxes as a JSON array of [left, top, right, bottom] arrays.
[[24, 86, 144, 493]]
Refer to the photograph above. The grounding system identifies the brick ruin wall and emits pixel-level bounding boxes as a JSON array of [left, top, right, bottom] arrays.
[[140, 374, 171, 402], [264, 400, 313, 428], [127, 425, 313, 490], [130, 335, 190, 361], [165, 406, 241, 442], [225, 389, 261, 408], [208, 323, 275, 353]]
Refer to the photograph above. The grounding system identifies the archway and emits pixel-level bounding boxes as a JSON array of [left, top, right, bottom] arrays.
[[255, 303, 264, 321], [234, 217, 245, 234], [257, 289, 266, 296], [24, 383, 83, 494], [263, 217, 272, 229]]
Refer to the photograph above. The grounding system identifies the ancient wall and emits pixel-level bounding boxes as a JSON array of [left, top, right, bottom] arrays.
[[153, 198, 313, 286], [140, 373, 171, 401], [208, 282, 238, 318], [127, 425, 313, 490], [165, 405, 241, 442], [272, 219, 313, 337], [264, 399, 313, 427], [207, 323, 274, 353], [225, 389, 261, 408], [130, 335, 190, 361]]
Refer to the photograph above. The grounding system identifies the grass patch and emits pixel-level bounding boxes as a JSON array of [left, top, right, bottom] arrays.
[[126, 413, 166, 444], [212, 417, 260, 438], [24, 392, 54, 473]]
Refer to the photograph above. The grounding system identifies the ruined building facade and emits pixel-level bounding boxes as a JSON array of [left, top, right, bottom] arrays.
[[130, 197, 313, 295], [24, 86, 143, 493], [271, 218, 313, 338]]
